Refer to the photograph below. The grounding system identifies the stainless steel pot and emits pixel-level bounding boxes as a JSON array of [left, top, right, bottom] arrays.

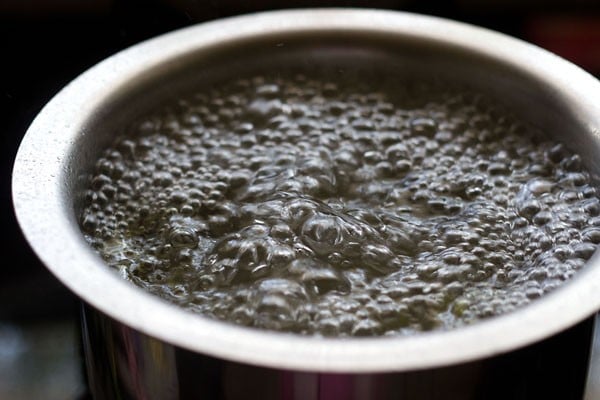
[[12, 8, 600, 400]]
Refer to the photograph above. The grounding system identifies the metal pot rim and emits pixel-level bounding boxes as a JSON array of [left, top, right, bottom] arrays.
[[12, 8, 600, 372]]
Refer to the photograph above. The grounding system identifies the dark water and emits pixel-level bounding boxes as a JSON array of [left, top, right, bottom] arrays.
[[81, 73, 600, 336]]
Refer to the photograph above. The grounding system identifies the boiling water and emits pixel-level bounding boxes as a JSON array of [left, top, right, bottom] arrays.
[[80, 73, 600, 336]]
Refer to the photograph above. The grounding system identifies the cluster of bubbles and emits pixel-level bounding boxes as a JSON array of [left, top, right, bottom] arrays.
[[80, 72, 600, 336]]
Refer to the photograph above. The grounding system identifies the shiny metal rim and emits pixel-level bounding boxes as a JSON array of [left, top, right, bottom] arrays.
[[12, 8, 600, 372]]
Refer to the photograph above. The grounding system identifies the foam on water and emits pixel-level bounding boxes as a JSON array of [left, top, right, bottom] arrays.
[[80, 73, 600, 336]]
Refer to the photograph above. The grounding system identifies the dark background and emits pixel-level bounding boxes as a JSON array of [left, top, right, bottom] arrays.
[[1, 1, 599, 399]]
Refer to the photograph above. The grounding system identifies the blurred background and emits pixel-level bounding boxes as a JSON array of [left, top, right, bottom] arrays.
[[1, 1, 599, 399]]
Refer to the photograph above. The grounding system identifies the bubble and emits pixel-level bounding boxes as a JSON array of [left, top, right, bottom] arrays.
[[168, 227, 198, 248], [288, 258, 350, 295], [517, 199, 541, 219], [582, 228, 600, 244], [532, 211, 553, 225], [410, 117, 437, 137], [547, 143, 568, 163], [488, 162, 509, 175], [573, 242, 597, 259], [257, 278, 308, 301], [300, 215, 343, 255]]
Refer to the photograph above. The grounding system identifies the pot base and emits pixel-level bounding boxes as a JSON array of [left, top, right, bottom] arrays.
[[81, 304, 594, 400]]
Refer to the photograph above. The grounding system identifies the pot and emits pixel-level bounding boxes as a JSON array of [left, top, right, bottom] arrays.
[[12, 8, 600, 400]]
